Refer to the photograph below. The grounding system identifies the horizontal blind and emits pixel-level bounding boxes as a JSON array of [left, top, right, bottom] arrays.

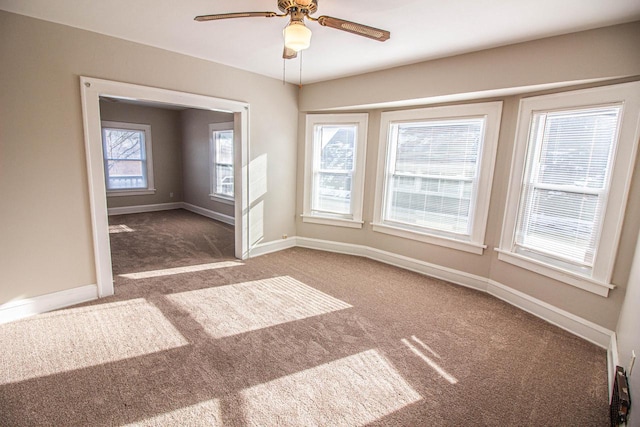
[[385, 118, 484, 236], [515, 105, 621, 268], [312, 125, 357, 215]]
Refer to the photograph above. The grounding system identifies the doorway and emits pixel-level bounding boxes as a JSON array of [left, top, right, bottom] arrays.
[[80, 77, 250, 298]]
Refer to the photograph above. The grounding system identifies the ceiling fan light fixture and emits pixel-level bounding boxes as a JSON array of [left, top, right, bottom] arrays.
[[283, 21, 312, 52]]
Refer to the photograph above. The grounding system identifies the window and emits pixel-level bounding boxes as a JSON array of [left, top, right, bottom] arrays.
[[302, 113, 368, 228], [373, 102, 502, 254], [209, 122, 235, 204], [101, 121, 154, 196], [498, 81, 640, 296]]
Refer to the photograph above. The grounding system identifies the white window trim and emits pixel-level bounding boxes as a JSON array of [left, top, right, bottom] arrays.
[[372, 101, 503, 254], [498, 81, 640, 297], [101, 120, 155, 197], [210, 195, 234, 205], [209, 122, 235, 203], [302, 113, 368, 228]]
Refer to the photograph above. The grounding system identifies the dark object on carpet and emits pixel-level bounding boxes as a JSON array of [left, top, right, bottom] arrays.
[[610, 365, 631, 426]]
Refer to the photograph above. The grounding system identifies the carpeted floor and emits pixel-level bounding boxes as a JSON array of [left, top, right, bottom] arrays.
[[0, 209, 609, 426]]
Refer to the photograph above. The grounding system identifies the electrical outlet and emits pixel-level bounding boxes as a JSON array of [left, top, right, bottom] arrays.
[[282, 234, 288, 239], [169, 192, 174, 198]]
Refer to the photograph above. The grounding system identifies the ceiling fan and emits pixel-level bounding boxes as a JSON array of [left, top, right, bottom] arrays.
[[195, 0, 391, 60]]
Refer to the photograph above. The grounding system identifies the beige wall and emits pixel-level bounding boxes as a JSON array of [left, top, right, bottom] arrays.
[[99, 101, 183, 208], [296, 22, 640, 330], [616, 231, 640, 425], [299, 21, 640, 111], [181, 108, 235, 217], [0, 11, 298, 304]]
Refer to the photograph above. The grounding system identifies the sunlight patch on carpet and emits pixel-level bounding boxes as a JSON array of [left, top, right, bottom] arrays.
[[240, 349, 421, 426], [411, 334, 442, 359], [165, 276, 352, 339], [109, 224, 135, 233], [124, 399, 222, 426], [119, 261, 243, 279], [402, 337, 457, 384], [0, 299, 188, 385]]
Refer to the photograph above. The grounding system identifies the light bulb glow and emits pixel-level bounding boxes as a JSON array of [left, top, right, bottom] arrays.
[[283, 21, 312, 52]]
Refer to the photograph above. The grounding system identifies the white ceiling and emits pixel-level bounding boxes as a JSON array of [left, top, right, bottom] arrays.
[[2, 0, 639, 84]]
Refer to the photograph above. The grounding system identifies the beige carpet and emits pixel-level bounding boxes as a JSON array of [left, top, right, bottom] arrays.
[[0, 209, 609, 426]]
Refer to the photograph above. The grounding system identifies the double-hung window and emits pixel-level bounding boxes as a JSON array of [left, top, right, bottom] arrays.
[[498, 81, 640, 296], [373, 102, 502, 254], [302, 113, 368, 228], [101, 121, 154, 196], [209, 122, 235, 204]]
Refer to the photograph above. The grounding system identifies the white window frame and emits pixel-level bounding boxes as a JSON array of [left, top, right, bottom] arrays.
[[101, 120, 155, 197], [372, 102, 503, 254], [497, 81, 640, 297], [209, 122, 235, 205], [302, 113, 368, 229]]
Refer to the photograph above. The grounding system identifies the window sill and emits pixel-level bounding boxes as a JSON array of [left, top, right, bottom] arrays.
[[495, 248, 614, 297], [209, 194, 234, 205], [107, 189, 156, 197], [371, 222, 486, 255], [301, 214, 364, 229]]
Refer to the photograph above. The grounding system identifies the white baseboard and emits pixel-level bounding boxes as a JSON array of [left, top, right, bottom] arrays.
[[0, 284, 98, 325], [107, 201, 235, 226], [182, 202, 235, 225], [108, 202, 183, 216], [366, 245, 490, 292], [296, 237, 489, 292], [273, 236, 615, 350], [250, 237, 298, 257], [486, 280, 613, 348]]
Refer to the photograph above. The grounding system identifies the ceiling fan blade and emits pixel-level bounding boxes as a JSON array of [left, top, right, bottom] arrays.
[[316, 16, 390, 41], [283, 46, 298, 60], [195, 12, 279, 22]]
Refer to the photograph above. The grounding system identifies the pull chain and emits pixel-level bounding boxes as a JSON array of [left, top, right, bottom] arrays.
[[282, 51, 303, 87], [299, 51, 303, 88]]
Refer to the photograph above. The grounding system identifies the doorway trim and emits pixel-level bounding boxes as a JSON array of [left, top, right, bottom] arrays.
[[80, 76, 250, 298]]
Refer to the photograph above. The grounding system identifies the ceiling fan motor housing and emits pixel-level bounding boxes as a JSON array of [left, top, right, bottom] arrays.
[[278, 0, 318, 15]]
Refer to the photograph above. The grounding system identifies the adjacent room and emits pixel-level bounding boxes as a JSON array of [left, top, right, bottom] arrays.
[[1, 1, 640, 425], [100, 99, 238, 274]]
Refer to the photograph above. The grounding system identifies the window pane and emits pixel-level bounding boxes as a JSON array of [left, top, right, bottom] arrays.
[[216, 164, 234, 197], [106, 160, 147, 189], [104, 129, 144, 160], [387, 176, 473, 234], [534, 108, 619, 189], [314, 172, 352, 215], [515, 105, 622, 267], [215, 131, 234, 165], [385, 118, 484, 236], [394, 119, 482, 178], [518, 189, 600, 263], [317, 125, 356, 171], [312, 124, 356, 215]]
